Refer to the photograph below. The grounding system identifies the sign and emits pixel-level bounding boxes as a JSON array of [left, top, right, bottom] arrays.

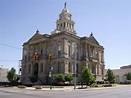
[[49, 72, 51, 77]]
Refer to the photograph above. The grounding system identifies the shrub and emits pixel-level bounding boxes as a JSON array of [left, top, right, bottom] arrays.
[[35, 86, 42, 89], [18, 85, 26, 89]]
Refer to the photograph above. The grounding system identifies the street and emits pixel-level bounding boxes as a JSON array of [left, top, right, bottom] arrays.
[[0, 85, 131, 98]]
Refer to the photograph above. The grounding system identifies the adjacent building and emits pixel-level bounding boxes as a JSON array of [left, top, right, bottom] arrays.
[[0, 68, 8, 83], [112, 65, 131, 83], [21, 3, 105, 84]]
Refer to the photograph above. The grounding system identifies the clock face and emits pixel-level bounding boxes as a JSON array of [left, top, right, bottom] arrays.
[[60, 16, 64, 19]]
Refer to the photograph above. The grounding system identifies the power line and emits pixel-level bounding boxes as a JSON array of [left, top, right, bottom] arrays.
[[0, 60, 20, 62], [0, 43, 21, 50]]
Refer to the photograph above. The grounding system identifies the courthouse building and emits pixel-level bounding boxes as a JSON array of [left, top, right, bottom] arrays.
[[21, 3, 105, 84]]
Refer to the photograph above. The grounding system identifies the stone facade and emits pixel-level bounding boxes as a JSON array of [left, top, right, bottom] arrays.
[[0, 68, 8, 82], [111, 65, 131, 83], [21, 3, 105, 84]]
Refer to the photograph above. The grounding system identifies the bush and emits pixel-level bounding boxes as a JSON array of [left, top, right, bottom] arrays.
[[54, 74, 65, 82], [18, 85, 26, 89], [104, 81, 109, 84], [91, 83, 98, 87], [57, 82, 65, 86], [97, 81, 104, 84], [65, 74, 73, 82], [102, 84, 112, 87], [35, 86, 42, 89]]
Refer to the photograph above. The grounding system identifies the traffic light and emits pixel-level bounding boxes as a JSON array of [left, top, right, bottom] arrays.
[[35, 53, 38, 60], [48, 54, 51, 61], [34, 52, 39, 60]]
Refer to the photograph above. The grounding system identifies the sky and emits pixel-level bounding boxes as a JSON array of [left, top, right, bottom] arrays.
[[0, 0, 131, 74]]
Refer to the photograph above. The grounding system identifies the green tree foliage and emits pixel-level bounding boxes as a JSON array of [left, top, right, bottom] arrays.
[[65, 74, 73, 82], [106, 69, 115, 83], [54, 74, 65, 82], [29, 76, 38, 83], [7, 67, 17, 86], [126, 72, 131, 80], [81, 67, 96, 86]]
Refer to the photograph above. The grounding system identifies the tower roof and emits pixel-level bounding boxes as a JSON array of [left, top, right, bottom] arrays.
[[60, 2, 71, 16], [61, 2, 70, 14]]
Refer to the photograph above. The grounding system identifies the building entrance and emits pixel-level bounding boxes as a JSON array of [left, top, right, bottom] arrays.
[[34, 63, 38, 76]]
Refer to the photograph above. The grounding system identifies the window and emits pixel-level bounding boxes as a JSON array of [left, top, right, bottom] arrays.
[[97, 65, 99, 74], [76, 48, 78, 59], [28, 64, 31, 74], [90, 48, 93, 57], [68, 62, 70, 73], [58, 62, 60, 73], [40, 63, 43, 72], [68, 45, 71, 57], [61, 23, 62, 28], [64, 22, 65, 28], [57, 24, 60, 30], [41, 49, 43, 55], [76, 64, 78, 73], [58, 45, 61, 57]]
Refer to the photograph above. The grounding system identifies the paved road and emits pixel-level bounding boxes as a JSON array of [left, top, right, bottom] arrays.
[[0, 85, 131, 98]]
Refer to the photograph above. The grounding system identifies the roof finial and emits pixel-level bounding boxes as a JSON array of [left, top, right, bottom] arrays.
[[36, 29, 39, 34], [64, 2, 66, 8], [90, 32, 93, 36]]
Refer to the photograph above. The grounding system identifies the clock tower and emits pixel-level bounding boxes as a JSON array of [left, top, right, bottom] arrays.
[[52, 2, 76, 35]]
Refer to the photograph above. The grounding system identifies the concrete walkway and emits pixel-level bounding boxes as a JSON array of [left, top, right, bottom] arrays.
[[13, 84, 130, 91]]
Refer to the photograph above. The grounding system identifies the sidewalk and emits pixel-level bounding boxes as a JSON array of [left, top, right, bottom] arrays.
[[25, 86, 76, 91], [12, 84, 131, 91]]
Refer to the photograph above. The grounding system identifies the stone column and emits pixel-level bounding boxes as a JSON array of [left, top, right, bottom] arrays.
[[85, 44, 87, 57], [63, 38, 68, 57], [89, 45, 91, 57], [102, 51, 104, 63]]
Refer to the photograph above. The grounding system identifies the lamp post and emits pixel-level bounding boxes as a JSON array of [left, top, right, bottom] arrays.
[[49, 66, 53, 89], [74, 44, 76, 89]]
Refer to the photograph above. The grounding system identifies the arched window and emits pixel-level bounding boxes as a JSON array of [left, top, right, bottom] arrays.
[[58, 62, 60, 73], [76, 64, 78, 73], [68, 62, 70, 73], [64, 22, 65, 28], [58, 45, 61, 57]]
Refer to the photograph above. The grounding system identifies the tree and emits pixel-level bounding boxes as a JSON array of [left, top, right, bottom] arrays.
[[81, 67, 96, 87], [126, 72, 131, 80], [106, 69, 115, 83], [54, 74, 65, 82], [65, 74, 73, 83], [7, 67, 17, 86]]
